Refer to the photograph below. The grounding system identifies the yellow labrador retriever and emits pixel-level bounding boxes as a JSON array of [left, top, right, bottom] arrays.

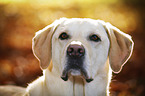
[[0, 18, 134, 96]]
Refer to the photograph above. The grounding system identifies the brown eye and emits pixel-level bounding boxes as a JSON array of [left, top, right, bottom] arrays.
[[59, 32, 69, 40], [89, 34, 101, 42]]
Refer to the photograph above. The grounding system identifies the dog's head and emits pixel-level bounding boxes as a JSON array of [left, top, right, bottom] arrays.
[[32, 18, 134, 83]]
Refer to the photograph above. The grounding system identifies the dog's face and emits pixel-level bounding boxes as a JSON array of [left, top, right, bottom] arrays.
[[32, 18, 134, 83], [52, 19, 110, 82]]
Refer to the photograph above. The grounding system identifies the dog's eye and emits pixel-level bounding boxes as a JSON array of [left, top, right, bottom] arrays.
[[59, 32, 69, 40], [89, 34, 101, 42]]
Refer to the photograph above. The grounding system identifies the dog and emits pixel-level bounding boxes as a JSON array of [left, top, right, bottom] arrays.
[[0, 18, 134, 96]]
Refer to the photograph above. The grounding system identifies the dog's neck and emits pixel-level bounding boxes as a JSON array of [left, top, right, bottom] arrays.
[[72, 76, 85, 96]]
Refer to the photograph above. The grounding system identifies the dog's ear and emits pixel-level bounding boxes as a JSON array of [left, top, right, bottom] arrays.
[[104, 22, 134, 73], [32, 18, 67, 69]]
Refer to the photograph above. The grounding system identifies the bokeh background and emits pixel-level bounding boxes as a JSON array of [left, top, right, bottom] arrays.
[[0, 0, 145, 96]]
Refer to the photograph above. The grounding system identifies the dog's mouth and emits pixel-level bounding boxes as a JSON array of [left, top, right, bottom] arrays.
[[61, 68, 93, 83], [61, 57, 93, 83]]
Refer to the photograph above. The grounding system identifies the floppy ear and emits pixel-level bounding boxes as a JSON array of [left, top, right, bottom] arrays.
[[105, 23, 134, 73], [32, 18, 66, 69]]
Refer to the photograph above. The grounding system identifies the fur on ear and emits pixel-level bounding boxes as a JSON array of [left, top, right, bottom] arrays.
[[32, 18, 67, 69], [104, 22, 134, 73]]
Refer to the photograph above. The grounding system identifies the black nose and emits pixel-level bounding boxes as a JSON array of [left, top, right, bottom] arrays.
[[67, 44, 85, 58]]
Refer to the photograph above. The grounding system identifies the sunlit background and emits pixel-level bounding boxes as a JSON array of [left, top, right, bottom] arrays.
[[0, 0, 145, 96]]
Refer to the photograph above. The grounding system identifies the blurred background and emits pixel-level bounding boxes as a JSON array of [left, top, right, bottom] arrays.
[[0, 0, 145, 96]]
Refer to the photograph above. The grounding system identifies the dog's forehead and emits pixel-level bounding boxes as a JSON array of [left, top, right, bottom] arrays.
[[58, 19, 107, 36]]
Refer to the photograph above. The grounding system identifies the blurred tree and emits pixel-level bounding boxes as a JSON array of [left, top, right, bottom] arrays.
[[0, 0, 145, 96]]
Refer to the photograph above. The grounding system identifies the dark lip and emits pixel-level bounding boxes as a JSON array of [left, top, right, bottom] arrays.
[[61, 68, 93, 83]]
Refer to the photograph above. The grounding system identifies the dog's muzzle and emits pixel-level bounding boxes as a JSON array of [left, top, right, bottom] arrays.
[[61, 41, 93, 83]]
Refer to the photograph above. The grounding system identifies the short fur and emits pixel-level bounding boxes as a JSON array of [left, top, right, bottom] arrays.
[[0, 18, 134, 96]]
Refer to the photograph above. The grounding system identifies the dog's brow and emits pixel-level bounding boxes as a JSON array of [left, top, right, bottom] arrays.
[[70, 41, 82, 45]]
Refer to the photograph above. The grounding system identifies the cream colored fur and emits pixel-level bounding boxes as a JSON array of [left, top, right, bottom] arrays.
[[25, 18, 134, 96], [0, 18, 133, 96]]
